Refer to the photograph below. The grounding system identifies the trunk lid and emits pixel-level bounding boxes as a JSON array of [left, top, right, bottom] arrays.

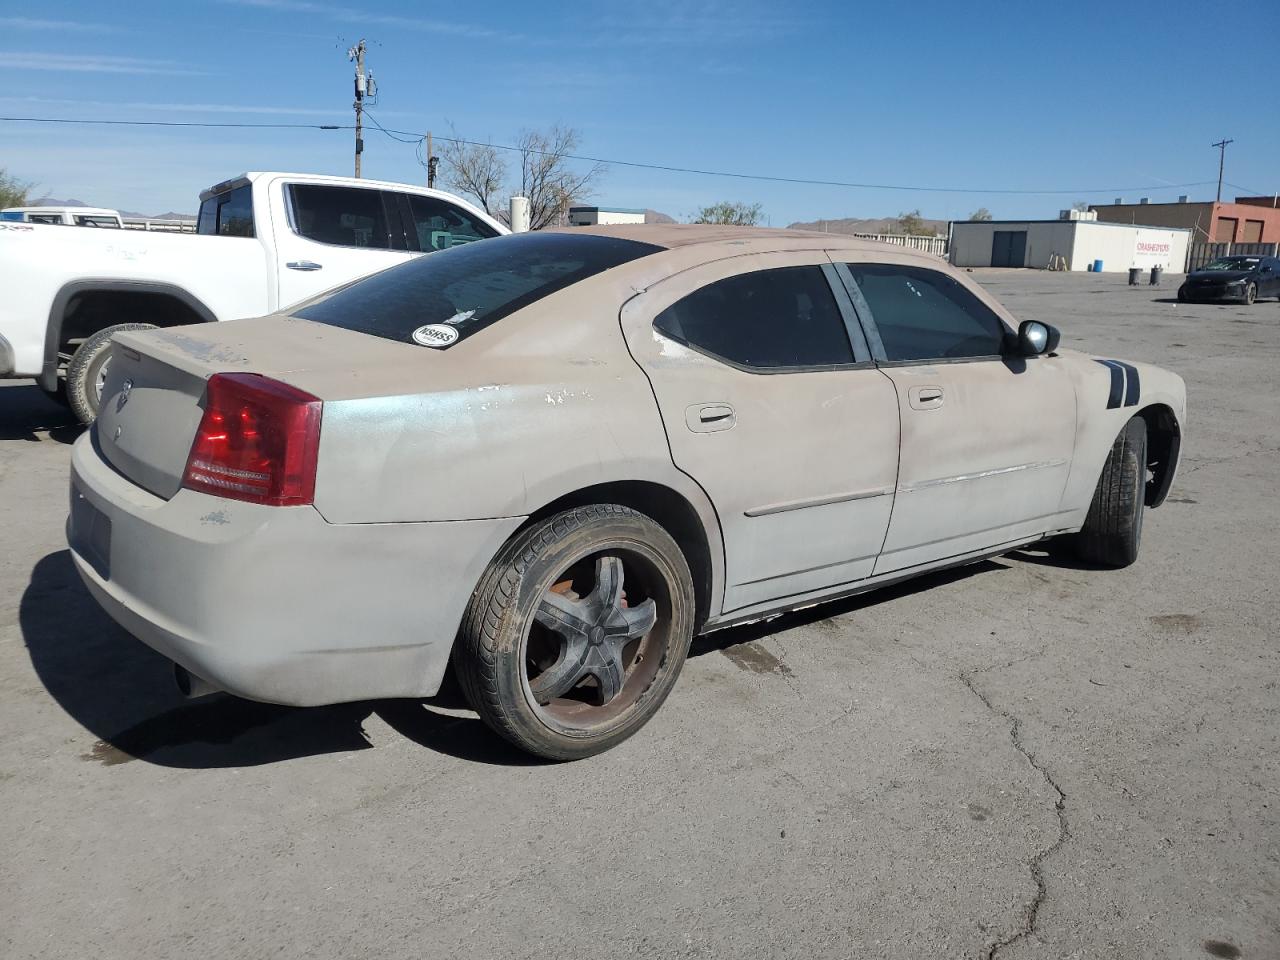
[[96, 316, 430, 499]]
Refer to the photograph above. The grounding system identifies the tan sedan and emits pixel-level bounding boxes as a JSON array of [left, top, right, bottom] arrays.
[[67, 226, 1186, 759]]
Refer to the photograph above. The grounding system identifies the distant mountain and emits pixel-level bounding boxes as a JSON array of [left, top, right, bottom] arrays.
[[645, 209, 676, 224], [29, 197, 91, 208], [787, 215, 948, 237], [30, 197, 194, 221]]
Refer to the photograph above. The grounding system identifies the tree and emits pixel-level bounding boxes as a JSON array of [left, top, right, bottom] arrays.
[[439, 123, 604, 230], [693, 201, 763, 226], [0, 169, 33, 209], [438, 126, 505, 217], [895, 209, 935, 236], [514, 125, 604, 230], [1072, 201, 1090, 212], [968, 207, 993, 221]]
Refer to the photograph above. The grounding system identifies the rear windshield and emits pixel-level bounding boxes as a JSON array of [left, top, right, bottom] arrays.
[[292, 232, 661, 346]]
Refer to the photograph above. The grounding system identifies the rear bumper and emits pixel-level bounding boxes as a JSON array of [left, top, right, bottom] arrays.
[[67, 432, 523, 706]]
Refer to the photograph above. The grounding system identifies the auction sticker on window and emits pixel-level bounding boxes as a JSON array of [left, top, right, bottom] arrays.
[[411, 323, 459, 348]]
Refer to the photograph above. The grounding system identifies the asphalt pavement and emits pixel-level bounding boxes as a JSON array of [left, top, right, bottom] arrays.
[[0, 269, 1276, 960]]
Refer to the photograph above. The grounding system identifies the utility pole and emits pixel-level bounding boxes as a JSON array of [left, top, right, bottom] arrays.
[[1211, 138, 1233, 204], [426, 131, 438, 188], [348, 39, 376, 178]]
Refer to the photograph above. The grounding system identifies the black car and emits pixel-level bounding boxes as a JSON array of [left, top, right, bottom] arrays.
[[1178, 255, 1280, 305]]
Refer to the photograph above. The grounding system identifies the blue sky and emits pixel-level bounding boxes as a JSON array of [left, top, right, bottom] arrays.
[[1, 0, 1276, 222]]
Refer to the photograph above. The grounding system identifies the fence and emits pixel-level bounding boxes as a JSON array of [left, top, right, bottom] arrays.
[[849, 233, 949, 257], [122, 217, 197, 233], [1186, 241, 1278, 272]]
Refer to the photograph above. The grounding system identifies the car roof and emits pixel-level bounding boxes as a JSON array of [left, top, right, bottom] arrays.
[[546, 223, 947, 267]]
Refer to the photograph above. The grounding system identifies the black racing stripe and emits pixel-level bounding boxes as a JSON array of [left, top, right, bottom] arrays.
[[1116, 361, 1141, 406], [1095, 359, 1123, 409]]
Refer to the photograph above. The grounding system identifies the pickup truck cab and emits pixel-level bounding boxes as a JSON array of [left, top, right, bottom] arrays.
[[0, 172, 507, 422], [2, 206, 125, 228]]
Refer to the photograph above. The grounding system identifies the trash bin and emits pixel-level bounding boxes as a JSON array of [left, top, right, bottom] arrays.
[[1094, 259, 1105, 273], [1150, 265, 1163, 286], [1086, 262, 1094, 272], [1128, 267, 1142, 286]]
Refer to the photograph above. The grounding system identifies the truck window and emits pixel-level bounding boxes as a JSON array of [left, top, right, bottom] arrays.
[[288, 184, 395, 249], [405, 194, 498, 251], [74, 215, 122, 229], [197, 184, 255, 238]]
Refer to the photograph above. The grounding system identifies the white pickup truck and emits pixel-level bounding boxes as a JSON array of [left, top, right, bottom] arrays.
[[0, 171, 507, 421]]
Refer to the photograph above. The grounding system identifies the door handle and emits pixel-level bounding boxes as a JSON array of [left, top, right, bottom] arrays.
[[286, 260, 323, 271], [908, 386, 944, 410], [685, 403, 736, 433]]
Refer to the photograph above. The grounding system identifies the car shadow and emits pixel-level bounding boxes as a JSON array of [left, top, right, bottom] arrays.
[[0, 384, 82, 444], [23, 547, 1093, 769], [21, 550, 532, 768]]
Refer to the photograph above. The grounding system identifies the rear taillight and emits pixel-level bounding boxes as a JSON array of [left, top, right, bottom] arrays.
[[182, 373, 322, 506]]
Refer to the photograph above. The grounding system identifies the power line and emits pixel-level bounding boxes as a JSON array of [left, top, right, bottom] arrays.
[[0, 114, 1219, 197]]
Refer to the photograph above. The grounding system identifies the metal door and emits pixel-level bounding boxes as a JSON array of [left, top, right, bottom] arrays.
[[991, 231, 1027, 267]]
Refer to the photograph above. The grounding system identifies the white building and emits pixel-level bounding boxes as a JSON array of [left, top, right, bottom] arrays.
[[949, 216, 1191, 273], [569, 206, 646, 226]]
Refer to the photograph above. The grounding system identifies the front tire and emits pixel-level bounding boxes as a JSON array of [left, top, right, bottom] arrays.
[[1244, 282, 1257, 306], [1074, 416, 1148, 568], [454, 504, 695, 760], [64, 322, 156, 424]]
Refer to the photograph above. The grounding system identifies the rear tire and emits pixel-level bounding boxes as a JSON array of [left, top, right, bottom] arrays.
[[454, 504, 695, 761], [1074, 417, 1147, 568], [65, 322, 156, 424]]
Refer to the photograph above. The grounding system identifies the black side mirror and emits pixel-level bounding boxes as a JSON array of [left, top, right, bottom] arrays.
[[1015, 320, 1060, 357]]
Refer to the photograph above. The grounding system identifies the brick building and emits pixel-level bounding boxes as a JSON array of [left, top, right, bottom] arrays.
[[1090, 195, 1280, 244]]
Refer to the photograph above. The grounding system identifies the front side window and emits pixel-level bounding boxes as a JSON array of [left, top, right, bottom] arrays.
[[289, 184, 391, 249], [197, 184, 255, 237], [653, 266, 853, 370], [845, 263, 1007, 362], [406, 194, 498, 251], [292, 232, 660, 346], [29, 214, 63, 225]]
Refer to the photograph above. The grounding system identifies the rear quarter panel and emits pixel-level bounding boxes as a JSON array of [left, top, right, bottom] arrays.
[[309, 268, 713, 527], [1, 222, 272, 376]]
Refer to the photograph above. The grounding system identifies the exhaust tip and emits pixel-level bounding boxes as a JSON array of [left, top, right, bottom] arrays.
[[174, 664, 219, 699]]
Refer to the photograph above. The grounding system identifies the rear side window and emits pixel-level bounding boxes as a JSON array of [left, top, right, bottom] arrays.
[[289, 184, 394, 249], [74, 215, 121, 228], [653, 265, 853, 370], [197, 184, 255, 237], [406, 194, 498, 251], [292, 232, 660, 345], [845, 263, 1007, 362]]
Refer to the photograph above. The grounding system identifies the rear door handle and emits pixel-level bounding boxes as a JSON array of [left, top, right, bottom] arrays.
[[908, 386, 944, 410], [286, 260, 323, 271], [686, 403, 736, 433]]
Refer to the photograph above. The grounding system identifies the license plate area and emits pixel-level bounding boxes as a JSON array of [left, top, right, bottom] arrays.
[[69, 483, 112, 580]]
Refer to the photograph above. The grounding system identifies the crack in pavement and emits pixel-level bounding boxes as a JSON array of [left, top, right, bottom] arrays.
[[959, 659, 1070, 960]]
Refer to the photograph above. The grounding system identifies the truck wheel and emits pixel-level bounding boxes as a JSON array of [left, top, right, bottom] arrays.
[[1074, 417, 1147, 568], [65, 323, 156, 424], [454, 504, 695, 761]]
